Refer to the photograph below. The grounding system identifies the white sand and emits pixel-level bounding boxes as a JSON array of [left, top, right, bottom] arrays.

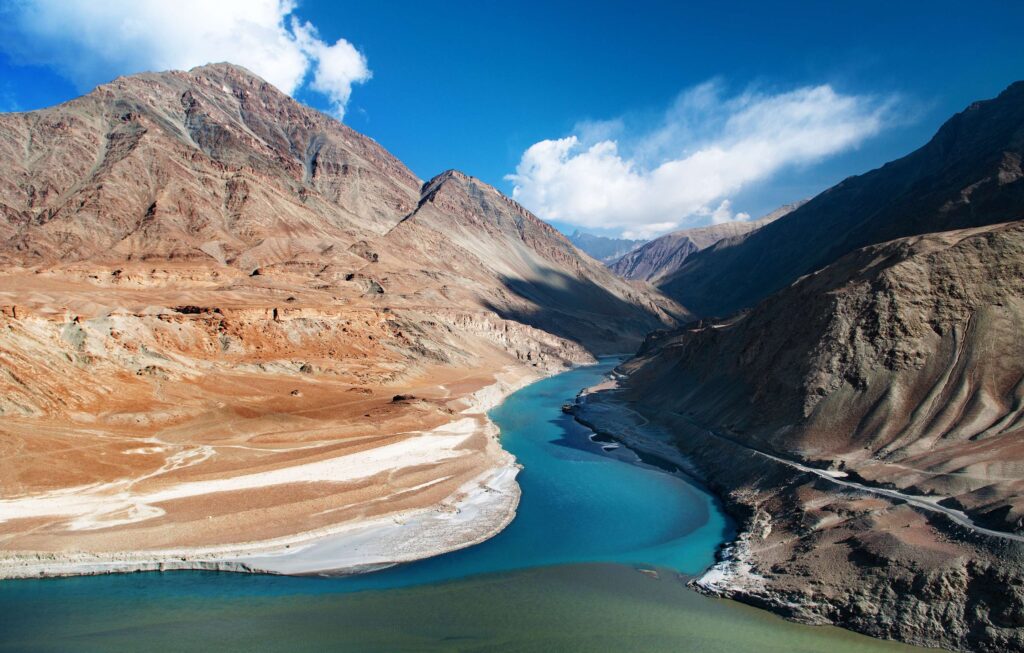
[[0, 461, 520, 579], [0, 419, 478, 531]]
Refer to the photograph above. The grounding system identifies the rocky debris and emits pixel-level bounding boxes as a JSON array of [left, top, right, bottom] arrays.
[[173, 305, 221, 315], [348, 240, 379, 263]]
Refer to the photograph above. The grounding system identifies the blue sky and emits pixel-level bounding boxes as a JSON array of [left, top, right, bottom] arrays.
[[1, 1, 1022, 238]]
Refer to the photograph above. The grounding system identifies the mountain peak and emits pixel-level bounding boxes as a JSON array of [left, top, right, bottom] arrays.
[[182, 62, 277, 91], [93, 61, 273, 98], [188, 61, 264, 78], [0, 63, 426, 262], [608, 202, 803, 282]]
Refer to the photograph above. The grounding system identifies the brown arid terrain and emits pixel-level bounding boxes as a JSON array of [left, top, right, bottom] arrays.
[[0, 63, 679, 578], [609, 201, 805, 283], [574, 82, 1024, 653]]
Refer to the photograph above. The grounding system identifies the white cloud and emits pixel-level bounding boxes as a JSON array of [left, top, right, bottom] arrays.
[[708, 200, 750, 225], [291, 18, 371, 117], [508, 82, 893, 238], [0, 0, 370, 119], [621, 222, 677, 241]]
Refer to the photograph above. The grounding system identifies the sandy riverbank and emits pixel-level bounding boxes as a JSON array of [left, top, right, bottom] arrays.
[[0, 366, 545, 580]]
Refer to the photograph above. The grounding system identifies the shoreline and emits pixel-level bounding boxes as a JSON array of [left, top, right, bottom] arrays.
[[571, 380, 1024, 652], [0, 365, 554, 581], [568, 381, 767, 612], [567, 391, 746, 584], [0, 460, 521, 580], [567, 394, 862, 628]]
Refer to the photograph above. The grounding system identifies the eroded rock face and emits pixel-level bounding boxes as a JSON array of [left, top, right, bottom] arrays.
[[624, 222, 1024, 522], [0, 63, 678, 567], [0, 64, 421, 265]]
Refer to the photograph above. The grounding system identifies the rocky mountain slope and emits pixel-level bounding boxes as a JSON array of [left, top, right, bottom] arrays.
[[576, 82, 1024, 652], [609, 202, 804, 283], [568, 230, 646, 264], [626, 221, 1024, 531], [659, 81, 1024, 318], [0, 63, 678, 575]]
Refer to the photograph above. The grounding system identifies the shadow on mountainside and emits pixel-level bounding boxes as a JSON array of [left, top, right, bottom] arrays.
[[481, 268, 669, 355]]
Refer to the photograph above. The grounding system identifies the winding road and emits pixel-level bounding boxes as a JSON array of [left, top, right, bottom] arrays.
[[699, 425, 1024, 544], [577, 390, 1024, 545]]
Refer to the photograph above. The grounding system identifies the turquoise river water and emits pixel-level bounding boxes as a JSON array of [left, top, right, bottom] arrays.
[[0, 359, 927, 652]]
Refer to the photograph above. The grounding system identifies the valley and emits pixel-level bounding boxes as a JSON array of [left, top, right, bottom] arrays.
[[576, 83, 1024, 652], [0, 63, 676, 577], [0, 51, 1021, 653]]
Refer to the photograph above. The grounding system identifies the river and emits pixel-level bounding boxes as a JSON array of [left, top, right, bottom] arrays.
[[0, 359, 926, 652]]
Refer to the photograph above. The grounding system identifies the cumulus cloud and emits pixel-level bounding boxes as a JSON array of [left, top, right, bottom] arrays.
[[708, 200, 750, 226], [0, 0, 370, 119], [291, 18, 370, 116], [508, 81, 894, 238]]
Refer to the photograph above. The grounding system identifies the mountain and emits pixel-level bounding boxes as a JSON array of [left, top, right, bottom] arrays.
[[382, 170, 680, 352], [609, 202, 805, 283], [659, 81, 1024, 318], [0, 63, 679, 576], [567, 230, 646, 264], [574, 82, 1024, 652], [626, 220, 1024, 525]]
